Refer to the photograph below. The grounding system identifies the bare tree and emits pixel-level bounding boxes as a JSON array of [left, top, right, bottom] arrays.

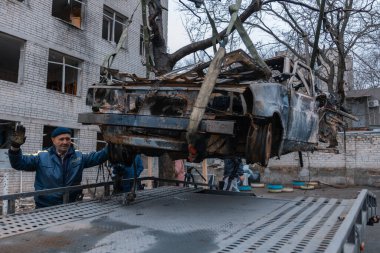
[[145, 0, 263, 75], [178, 0, 380, 100], [251, 0, 380, 99], [352, 31, 380, 89]]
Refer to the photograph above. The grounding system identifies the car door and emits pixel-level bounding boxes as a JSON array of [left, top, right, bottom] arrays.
[[286, 62, 319, 144]]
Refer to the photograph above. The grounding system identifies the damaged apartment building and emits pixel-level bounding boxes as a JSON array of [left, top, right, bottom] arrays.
[[0, 0, 167, 194]]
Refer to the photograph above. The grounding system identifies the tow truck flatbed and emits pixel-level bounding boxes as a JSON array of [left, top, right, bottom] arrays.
[[0, 186, 377, 253]]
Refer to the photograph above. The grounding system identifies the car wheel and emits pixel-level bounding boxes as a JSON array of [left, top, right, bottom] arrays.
[[260, 123, 272, 166], [245, 123, 259, 164], [245, 122, 272, 166]]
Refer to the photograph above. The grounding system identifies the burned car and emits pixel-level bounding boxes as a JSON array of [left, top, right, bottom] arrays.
[[79, 50, 319, 166]]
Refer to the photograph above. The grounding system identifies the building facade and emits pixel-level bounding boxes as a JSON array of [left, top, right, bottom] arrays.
[[0, 0, 166, 194], [345, 88, 380, 129]]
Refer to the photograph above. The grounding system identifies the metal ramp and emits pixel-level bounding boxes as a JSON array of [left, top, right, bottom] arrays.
[[0, 187, 376, 253]]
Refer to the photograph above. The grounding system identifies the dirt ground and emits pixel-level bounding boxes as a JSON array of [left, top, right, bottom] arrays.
[[250, 185, 380, 253]]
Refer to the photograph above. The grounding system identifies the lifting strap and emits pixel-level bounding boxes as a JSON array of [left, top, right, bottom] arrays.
[[186, 0, 242, 149], [204, 5, 221, 54], [233, 17, 271, 79]]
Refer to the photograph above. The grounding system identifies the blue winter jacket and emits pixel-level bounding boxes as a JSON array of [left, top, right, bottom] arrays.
[[8, 146, 108, 208], [112, 155, 144, 192]]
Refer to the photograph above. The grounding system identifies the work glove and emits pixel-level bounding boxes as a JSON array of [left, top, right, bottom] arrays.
[[10, 124, 26, 148]]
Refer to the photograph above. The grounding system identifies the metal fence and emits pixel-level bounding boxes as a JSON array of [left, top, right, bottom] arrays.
[[0, 176, 210, 215]]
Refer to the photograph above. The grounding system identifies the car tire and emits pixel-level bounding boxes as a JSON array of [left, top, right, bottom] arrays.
[[259, 123, 272, 166], [246, 122, 272, 166]]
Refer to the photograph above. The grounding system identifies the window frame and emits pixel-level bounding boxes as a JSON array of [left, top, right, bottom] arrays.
[[96, 131, 107, 151], [0, 120, 16, 149], [0, 32, 25, 84], [47, 50, 82, 96], [102, 6, 128, 47], [51, 0, 86, 29]]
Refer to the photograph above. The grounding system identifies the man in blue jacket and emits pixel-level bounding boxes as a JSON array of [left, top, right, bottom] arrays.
[[112, 155, 144, 193], [8, 125, 109, 208]]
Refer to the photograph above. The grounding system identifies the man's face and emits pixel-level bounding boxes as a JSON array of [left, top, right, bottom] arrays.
[[51, 134, 71, 154]]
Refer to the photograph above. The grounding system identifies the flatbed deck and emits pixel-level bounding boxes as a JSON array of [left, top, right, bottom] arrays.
[[0, 186, 376, 253]]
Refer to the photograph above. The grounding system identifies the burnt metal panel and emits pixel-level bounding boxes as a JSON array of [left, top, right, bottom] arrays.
[[286, 89, 319, 143], [78, 113, 236, 135], [249, 82, 289, 130], [103, 134, 188, 151]]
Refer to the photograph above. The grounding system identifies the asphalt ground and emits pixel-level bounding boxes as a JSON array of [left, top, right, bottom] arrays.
[[250, 185, 380, 253]]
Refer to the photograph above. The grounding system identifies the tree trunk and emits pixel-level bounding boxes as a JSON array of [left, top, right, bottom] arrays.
[[327, 64, 335, 94], [336, 56, 346, 102], [150, 0, 263, 74], [148, 0, 173, 75]]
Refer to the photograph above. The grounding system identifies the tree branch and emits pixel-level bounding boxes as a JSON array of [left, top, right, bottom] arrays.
[[169, 0, 263, 67], [263, 0, 320, 12], [250, 20, 305, 60]]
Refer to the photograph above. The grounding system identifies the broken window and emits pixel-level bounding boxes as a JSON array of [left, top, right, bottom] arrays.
[[51, 0, 85, 29], [102, 6, 127, 44], [43, 125, 77, 150], [0, 120, 16, 149], [47, 49, 82, 96], [0, 32, 25, 83]]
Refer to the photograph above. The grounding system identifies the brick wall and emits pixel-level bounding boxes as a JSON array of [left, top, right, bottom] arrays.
[[265, 131, 380, 186], [0, 0, 166, 195], [0, 0, 168, 140], [0, 0, 168, 146]]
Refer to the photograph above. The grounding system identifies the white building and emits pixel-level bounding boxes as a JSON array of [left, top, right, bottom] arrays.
[[0, 0, 167, 194]]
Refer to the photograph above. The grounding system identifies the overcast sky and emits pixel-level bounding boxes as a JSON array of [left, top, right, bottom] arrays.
[[167, 0, 277, 56], [167, 0, 190, 53]]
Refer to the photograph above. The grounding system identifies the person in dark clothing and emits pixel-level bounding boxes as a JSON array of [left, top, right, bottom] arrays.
[[112, 154, 144, 193], [8, 125, 109, 208], [222, 158, 244, 191]]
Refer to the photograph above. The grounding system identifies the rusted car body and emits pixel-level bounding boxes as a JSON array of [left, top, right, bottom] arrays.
[[79, 50, 319, 165]]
